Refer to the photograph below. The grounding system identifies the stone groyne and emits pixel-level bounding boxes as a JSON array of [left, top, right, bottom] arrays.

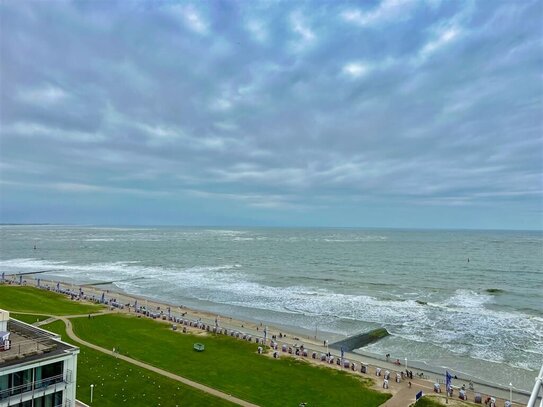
[[330, 328, 390, 352]]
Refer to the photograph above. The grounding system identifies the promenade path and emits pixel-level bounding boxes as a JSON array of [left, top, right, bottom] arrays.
[[380, 388, 416, 407]]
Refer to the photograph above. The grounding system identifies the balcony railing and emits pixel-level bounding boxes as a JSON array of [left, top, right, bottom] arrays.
[[0, 372, 66, 400]]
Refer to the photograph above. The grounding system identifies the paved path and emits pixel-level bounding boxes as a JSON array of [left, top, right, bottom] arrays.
[[12, 310, 115, 326], [58, 317, 259, 407], [35, 316, 58, 327], [381, 388, 417, 407]]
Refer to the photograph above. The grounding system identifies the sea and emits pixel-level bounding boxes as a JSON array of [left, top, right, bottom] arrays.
[[0, 226, 541, 391]]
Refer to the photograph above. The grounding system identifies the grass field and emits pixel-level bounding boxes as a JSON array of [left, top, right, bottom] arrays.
[[413, 397, 445, 407], [42, 320, 236, 407], [72, 313, 390, 407], [0, 285, 102, 315], [412, 396, 477, 407], [10, 313, 51, 324]]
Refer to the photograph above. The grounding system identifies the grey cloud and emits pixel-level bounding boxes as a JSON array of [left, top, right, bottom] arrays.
[[0, 0, 541, 228]]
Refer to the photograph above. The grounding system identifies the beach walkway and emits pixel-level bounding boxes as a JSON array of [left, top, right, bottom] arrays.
[[380, 388, 416, 407]]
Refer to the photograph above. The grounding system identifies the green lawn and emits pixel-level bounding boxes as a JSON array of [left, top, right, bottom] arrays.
[[10, 313, 51, 324], [412, 396, 476, 407], [72, 314, 390, 407], [0, 285, 102, 315], [42, 320, 235, 407], [413, 397, 444, 407]]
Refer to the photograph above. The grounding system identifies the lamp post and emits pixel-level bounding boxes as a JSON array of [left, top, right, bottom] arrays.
[[509, 382, 513, 404], [90, 384, 94, 404], [405, 358, 408, 370]]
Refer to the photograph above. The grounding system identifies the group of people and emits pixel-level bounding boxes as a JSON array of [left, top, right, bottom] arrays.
[[385, 353, 404, 367]]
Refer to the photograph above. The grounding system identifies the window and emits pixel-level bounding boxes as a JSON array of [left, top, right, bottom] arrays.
[[10, 399, 32, 407], [0, 374, 8, 399], [7, 368, 32, 395], [42, 390, 63, 407], [23, 391, 63, 407], [41, 361, 63, 380], [36, 361, 64, 388]]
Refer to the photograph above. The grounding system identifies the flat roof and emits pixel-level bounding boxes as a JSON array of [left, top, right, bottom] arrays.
[[0, 319, 78, 369]]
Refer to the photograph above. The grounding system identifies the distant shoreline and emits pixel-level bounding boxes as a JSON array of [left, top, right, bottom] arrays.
[[1, 223, 541, 232], [0, 223, 54, 226]]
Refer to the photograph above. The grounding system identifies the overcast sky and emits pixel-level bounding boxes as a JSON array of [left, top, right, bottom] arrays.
[[1, 0, 542, 229]]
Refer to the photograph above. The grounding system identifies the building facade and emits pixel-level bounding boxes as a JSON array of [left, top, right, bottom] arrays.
[[0, 310, 78, 407]]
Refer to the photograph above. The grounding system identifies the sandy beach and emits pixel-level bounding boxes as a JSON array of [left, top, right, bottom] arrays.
[[5, 275, 533, 407]]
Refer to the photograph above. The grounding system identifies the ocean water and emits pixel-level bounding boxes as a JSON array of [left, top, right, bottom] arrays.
[[0, 226, 541, 390]]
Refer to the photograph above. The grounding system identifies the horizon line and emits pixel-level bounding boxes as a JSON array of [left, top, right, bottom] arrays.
[[1, 223, 541, 233]]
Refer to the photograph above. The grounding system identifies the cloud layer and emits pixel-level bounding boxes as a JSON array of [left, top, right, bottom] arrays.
[[1, 0, 542, 229]]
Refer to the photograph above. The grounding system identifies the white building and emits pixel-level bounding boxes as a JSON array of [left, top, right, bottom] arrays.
[[0, 309, 79, 407]]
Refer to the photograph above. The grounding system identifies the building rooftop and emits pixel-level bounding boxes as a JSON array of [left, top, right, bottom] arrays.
[[0, 318, 78, 369]]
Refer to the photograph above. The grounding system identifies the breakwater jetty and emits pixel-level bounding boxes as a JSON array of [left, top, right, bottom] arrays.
[[330, 328, 390, 352]]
